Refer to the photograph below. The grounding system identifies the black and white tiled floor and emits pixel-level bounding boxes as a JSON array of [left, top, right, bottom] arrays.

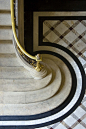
[[35, 93, 86, 129], [43, 20, 86, 73], [33, 12, 86, 74], [33, 12, 86, 129]]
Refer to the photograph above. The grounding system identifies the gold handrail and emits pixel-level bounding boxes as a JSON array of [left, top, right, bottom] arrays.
[[10, 0, 42, 71]]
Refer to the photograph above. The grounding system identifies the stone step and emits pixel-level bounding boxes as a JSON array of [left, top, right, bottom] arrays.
[[0, 55, 72, 115], [0, 67, 32, 79], [0, 54, 21, 67], [0, 29, 12, 40], [0, 13, 11, 26], [0, 0, 10, 10], [0, 58, 61, 103], [0, 43, 15, 53], [0, 65, 52, 91]]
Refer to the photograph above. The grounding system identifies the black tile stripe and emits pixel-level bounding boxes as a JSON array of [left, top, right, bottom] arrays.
[[24, 0, 86, 11]]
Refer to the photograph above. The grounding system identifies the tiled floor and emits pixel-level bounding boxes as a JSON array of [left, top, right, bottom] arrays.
[[34, 17, 86, 129], [36, 94, 86, 129], [43, 20, 86, 73]]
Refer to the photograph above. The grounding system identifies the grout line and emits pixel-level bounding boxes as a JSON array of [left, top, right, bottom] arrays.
[[0, 40, 12, 43], [0, 10, 11, 14], [0, 26, 12, 29]]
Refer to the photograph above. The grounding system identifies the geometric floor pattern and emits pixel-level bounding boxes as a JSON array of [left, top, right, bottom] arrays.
[[35, 19, 86, 129], [43, 20, 86, 74], [36, 93, 86, 129]]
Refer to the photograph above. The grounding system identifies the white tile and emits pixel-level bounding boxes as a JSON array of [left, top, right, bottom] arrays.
[[46, 20, 58, 26], [82, 117, 86, 124], [73, 40, 86, 51], [46, 31, 59, 42], [74, 23, 86, 35], [54, 123, 67, 129], [73, 124, 86, 129], [66, 20, 77, 26], [64, 115, 76, 126], [82, 101, 86, 107], [83, 35, 86, 40], [65, 31, 77, 43], [74, 107, 86, 118], [78, 56, 86, 66], [55, 22, 68, 34], [83, 51, 86, 57], [55, 40, 68, 47], [83, 20, 86, 23]]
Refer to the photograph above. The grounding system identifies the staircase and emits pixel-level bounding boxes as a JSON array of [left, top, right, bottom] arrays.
[[0, 0, 85, 127]]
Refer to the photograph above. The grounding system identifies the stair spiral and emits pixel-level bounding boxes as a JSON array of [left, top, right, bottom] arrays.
[[0, 0, 85, 128]]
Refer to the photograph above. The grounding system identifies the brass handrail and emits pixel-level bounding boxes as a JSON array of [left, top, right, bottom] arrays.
[[10, 0, 42, 71]]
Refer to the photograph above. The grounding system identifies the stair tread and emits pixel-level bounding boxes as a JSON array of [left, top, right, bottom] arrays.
[[0, 13, 11, 25], [0, 64, 52, 91], [0, 67, 33, 79], [0, 55, 72, 115], [0, 29, 12, 40], [0, 43, 15, 53], [0, 53, 22, 67], [0, 59, 61, 103], [0, 0, 10, 10]]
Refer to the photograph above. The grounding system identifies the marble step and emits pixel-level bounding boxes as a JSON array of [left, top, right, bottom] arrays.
[[0, 43, 15, 53], [0, 54, 52, 91], [0, 0, 10, 10], [0, 54, 21, 67], [0, 55, 72, 115], [0, 29, 12, 40], [0, 58, 61, 103], [0, 64, 52, 91], [0, 67, 33, 79], [0, 13, 11, 26]]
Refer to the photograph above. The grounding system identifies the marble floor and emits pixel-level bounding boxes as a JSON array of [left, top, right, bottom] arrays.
[[0, 1, 86, 127]]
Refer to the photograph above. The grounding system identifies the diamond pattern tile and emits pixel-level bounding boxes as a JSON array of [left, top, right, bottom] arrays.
[[66, 20, 77, 26], [73, 124, 86, 129], [54, 124, 67, 129], [55, 22, 68, 34], [34, 19, 86, 129], [55, 40, 68, 47], [73, 107, 86, 119], [43, 20, 86, 72], [82, 117, 86, 124], [73, 40, 86, 51], [45, 31, 59, 42], [74, 23, 86, 35], [35, 94, 86, 129], [63, 116, 76, 127], [64, 31, 77, 43]]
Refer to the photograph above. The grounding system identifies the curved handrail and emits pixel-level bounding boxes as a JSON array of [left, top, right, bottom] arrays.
[[10, 0, 41, 61]]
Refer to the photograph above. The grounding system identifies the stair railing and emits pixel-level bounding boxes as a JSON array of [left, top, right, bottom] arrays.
[[10, 0, 43, 72]]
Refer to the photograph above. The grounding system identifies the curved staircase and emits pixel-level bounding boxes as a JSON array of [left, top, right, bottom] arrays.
[[0, 0, 85, 128]]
